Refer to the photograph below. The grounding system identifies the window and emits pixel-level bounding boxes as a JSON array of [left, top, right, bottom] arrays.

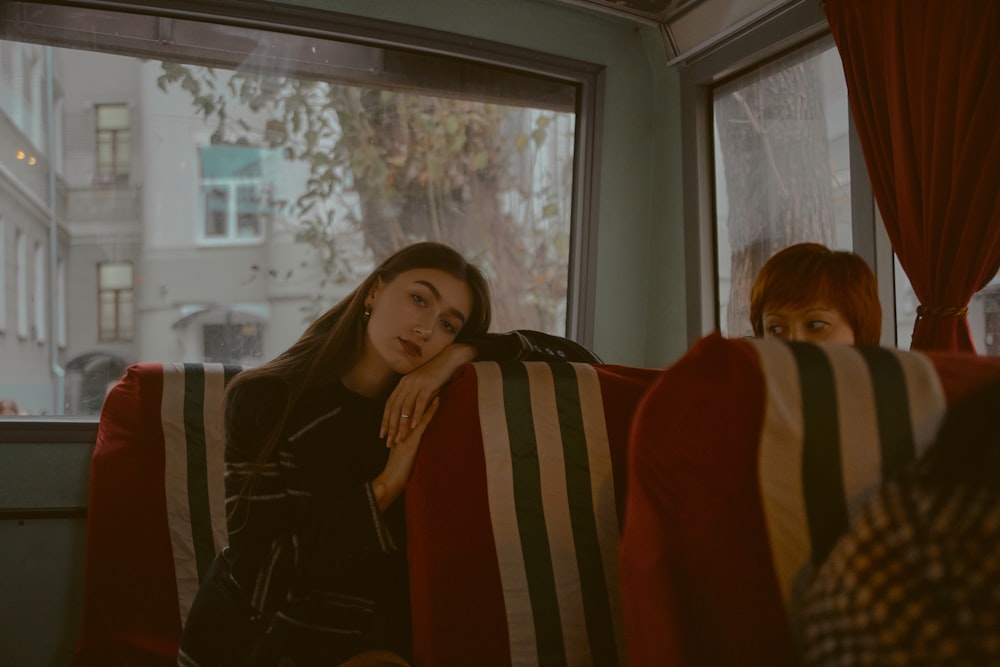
[[97, 262, 134, 343], [0, 219, 5, 333], [95, 103, 130, 184], [679, 2, 894, 346], [198, 145, 280, 243], [203, 322, 264, 364], [15, 229, 27, 339], [57, 258, 66, 348], [0, 1, 598, 415], [683, 2, 1000, 353], [33, 241, 44, 342], [712, 40, 851, 338]]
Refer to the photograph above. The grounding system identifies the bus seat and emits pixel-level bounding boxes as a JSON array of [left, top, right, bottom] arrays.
[[73, 362, 242, 666], [619, 333, 1000, 666], [406, 361, 660, 667]]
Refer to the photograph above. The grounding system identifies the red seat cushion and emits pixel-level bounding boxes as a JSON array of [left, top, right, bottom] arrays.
[[406, 361, 659, 667], [619, 333, 1000, 667], [74, 363, 240, 666]]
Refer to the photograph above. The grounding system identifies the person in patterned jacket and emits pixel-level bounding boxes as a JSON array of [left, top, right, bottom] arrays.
[[179, 241, 599, 667], [799, 376, 1000, 666]]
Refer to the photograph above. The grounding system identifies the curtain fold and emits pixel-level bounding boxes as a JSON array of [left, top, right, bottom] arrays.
[[824, 0, 1000, 351]]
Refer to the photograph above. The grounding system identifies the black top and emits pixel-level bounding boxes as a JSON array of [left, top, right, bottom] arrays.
[[225, 376, 406, 665]]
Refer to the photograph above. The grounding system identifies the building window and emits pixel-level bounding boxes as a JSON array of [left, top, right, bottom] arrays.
[[0, 219, 5, 333], [203, 321, 264, 364], [33, 241, 45, 342], [97, 261, 134, 342], [95, 103, 130, 184], [198, 145, 280, 243], [16, 230, 27, 339], [57, 258, 66, 347]]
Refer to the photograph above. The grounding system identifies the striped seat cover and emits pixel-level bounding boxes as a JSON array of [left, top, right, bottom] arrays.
[[74, 362, 240, 666], [619, 333, 1000, 667], [406, 361, 660, 667]]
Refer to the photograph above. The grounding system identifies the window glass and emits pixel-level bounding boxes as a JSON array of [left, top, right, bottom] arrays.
[[893, 257, 1000, 354], [713, 40, 852, 338], [95, 102, 130, 183], [0, 219, 5, 332], [16, 230, 27, 338], [0, 2, 587, 416], [97, 261, 134, 344], [33, 241, 45, 342]]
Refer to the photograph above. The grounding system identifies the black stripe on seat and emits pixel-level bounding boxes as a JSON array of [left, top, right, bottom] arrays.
[[854, 346, 916, 481], [183, 363, 215, 581], [551, 362, 618, 666], [790, 343, 849, 569], [500, 362, 566, 665]]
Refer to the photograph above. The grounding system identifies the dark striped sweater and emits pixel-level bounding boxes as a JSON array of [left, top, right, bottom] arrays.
[[223, 377, 407, 665]]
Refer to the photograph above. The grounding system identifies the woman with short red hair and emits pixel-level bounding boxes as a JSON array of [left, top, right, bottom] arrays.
[[750, 242, 882, 345]]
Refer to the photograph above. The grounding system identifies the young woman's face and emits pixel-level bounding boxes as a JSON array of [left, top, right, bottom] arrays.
[[761, 301, 856, 345], [363, 268, 474, 376]]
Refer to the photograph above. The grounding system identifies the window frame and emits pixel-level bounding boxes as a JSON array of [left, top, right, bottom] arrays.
[[677, 0, 897, 347]]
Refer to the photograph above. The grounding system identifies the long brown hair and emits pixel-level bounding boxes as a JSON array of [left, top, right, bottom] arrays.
[[229, 241, 492, 505]]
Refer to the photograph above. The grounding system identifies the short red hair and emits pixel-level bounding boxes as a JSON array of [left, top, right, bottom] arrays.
[[750, 243, 882, 345]]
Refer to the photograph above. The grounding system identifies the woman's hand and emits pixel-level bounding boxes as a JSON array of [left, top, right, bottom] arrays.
[[381, 343, 475, 446], [372, 397, 440, 511]]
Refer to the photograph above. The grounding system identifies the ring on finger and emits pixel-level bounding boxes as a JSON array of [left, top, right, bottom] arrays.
[[400, 414, 410, 419]]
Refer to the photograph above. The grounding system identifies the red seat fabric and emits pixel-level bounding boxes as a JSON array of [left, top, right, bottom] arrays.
[[73, 363, 240, 666], [406, 361, 659, 667], [619, 333, 1000, 667]]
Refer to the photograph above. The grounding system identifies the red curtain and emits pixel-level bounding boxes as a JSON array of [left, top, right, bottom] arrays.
[[824, 1, 1000, 352]]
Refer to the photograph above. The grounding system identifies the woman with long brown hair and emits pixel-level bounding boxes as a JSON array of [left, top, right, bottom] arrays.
[[180, 241, 599, 666]]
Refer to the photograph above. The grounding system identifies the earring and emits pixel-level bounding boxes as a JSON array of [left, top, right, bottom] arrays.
[[364, 306, 371, 322]]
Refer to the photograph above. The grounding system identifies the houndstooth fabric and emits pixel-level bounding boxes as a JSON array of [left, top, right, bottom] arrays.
[[799, 443, 1000, 666]]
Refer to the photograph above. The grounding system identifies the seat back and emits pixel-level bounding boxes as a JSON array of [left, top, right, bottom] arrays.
[[73, 362, 240, 666], [406, 361, 659, 667], [619, 333, 1000, 666]]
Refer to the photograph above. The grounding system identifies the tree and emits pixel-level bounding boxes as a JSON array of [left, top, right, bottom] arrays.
[[158, 63, 573, 332]]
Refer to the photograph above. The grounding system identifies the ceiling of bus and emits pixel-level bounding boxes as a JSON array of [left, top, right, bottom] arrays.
[[561, 0, 699, 23], [554, 0, 789, 59]]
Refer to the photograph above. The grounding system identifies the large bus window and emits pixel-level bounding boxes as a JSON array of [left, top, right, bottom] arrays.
[[0, 1, 597, 416], [713, 40, 852, 338]]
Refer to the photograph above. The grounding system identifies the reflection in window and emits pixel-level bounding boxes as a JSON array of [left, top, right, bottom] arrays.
[[713, 41, 851, 337], [98, 262, 134, 342]]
